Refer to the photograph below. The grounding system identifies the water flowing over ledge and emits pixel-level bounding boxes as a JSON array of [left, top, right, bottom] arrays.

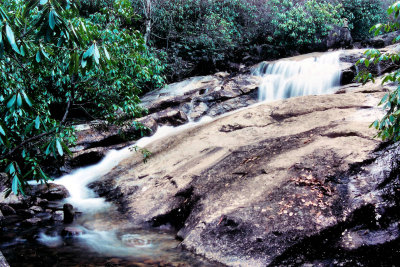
[[55, 116, 213, 213], [15, 51, 351, 265], [253, 52, 342, 101]]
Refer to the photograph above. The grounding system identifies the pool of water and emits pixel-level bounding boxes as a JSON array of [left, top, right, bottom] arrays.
[[1, 209, 218, 267]]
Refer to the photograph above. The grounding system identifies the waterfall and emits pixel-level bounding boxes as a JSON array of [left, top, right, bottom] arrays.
[[253, 52, 342, 101], [15, 51, 347, 264]]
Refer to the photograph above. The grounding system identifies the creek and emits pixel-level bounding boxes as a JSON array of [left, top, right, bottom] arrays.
[[1, 51, 343, 266]]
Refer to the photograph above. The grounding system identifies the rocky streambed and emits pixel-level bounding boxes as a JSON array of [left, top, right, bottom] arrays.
[[90, 77, 400, 266], [2, 43, 400, 266]]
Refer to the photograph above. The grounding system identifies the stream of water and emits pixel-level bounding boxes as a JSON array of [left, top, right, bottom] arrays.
[[253, 52, 342, 101], [1, 52, 342, 266]]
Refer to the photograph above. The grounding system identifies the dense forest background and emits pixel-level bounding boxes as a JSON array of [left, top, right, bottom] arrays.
[[80, 0, 395, 81], [0, 0, 396, 194]]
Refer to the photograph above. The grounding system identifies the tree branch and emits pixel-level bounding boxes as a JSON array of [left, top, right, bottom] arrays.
[[0, 130, 55, 160]]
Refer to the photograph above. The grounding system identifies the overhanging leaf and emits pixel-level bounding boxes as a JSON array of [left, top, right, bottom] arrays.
[[36, 51, 41, 62], [12, 175, 19, 195], [83, 44, 95, 59], [104, 46, 110, 60], [7, 95, 16, 109], [60, 140, 72, 156], [21, 90, 32, 107], [35, 115, 40, 129], [94, 44, 100, 64], [49, 9, 56, 30], [17, 93, 22, 107], [0, 26, 4, 58], [56, 139, 63, 156], [0, 124, 5, 136], [6, 24, 20, 54], [81, 58, 87, 68]]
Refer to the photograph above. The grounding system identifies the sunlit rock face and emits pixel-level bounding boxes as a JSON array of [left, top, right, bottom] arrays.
[[5, 45, 400, 267], [92, 76, 400, 266]]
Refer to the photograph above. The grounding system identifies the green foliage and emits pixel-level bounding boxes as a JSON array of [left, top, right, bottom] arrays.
[[340, 0, 387, 41], [268, 0, 344, 49], [0, 0, 165, 195], [132, 0, 260, 78], [358, 1, 400, 141]]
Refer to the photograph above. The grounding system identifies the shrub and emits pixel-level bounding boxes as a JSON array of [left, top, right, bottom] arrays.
[[358, 1, 400, 141], [340, 0, 388, 41], [0, 0, 165, 195], [267, 0, 344, 50]]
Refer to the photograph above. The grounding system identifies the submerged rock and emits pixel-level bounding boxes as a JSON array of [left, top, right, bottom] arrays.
[[23, 217, 42, 226], [29, 206, 43, 213], [52, 210, 64, 221], [61, 227, 83, 237]]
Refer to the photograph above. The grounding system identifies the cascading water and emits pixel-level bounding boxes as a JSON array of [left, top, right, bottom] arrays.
[[2, 51, 345, 266], [253, 52, 342, 101]]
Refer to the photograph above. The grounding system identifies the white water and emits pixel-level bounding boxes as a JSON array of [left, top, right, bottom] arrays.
[[253, 52, 342, 101], [54, 116, 213, 213], [53, 52, 343, 214], [34, 52, 343, 258], [37, 233, 63, 248]]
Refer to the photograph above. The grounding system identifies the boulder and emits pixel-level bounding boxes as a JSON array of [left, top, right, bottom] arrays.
[[339, 45, 400, 84], [0, 192, 26, 209], [361, 30, 400, 48], [140, 75, 223, 114], [29, 183, 70, 201], [22, 217, 42, 226], [73, 121, 121, 151], [135, 116, 158, 134], [63, 203, 74, 224], [0, 205, 15, 216], [34, 197, 49, 207], [17, 209, 35, 217], [52, 210, 64, 221], [91, 78, 400, 266], [150, 108, 189, 127], [68, 148, 107, 168], [29, 206, 43, 213], [325, 25, 353, 49], [61, 227, 83, 237]]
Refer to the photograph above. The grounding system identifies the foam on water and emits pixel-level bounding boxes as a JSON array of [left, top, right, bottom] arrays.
[[37, 233, 63, 248], [253, 52, 342, 101], [53, 116, 213, 212], [52, 53, 342, 213]]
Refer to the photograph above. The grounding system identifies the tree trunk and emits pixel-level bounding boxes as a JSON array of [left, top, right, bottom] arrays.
[[143, 0, 152, 46]]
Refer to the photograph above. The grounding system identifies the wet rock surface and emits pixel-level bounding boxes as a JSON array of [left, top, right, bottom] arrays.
[[28, 183, 70, 201], [58, 45, 399, 176], [89, 74, 400, 266], [0, 250, 9, 267], [3, 45, 400, 266]]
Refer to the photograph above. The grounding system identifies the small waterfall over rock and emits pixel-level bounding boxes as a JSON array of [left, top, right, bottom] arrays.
[[253, 52, 342, 101], [3, 51, 350, 267]]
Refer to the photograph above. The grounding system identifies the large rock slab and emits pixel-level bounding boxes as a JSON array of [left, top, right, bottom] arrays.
[[140, 73, 261, 124], [68, 46, 399, 171], [92, 79, 393, 265]]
